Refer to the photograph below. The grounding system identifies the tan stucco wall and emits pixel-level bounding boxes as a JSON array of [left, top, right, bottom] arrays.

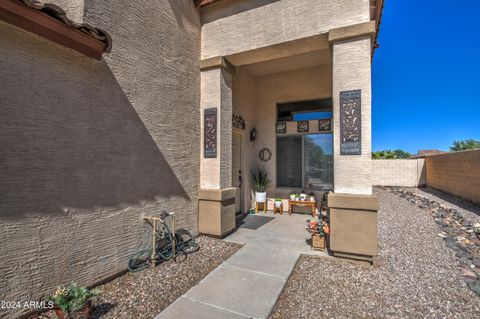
[[200, 67, 233, 189], [254, 65, 332, 199], [426, 150, 480, 205], [47, 0, 85, 23], [372, 159, 426, 187], [201, 0, 371, 59], [332, 37, 372, 195], [0, 0, 200, 316]]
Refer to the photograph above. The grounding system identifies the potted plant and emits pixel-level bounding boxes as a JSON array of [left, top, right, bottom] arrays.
[[274, 198, 283, 208], [309, 193, 315, 202], [251, 167, 270, 203], [47, 283, 101, 319], [300, 190, 307, 201], [289, 193, 296, 201], [306, 217, 329, 251]]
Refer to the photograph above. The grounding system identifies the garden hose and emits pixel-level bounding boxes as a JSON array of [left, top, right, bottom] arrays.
[[127, 222, 199, 272]]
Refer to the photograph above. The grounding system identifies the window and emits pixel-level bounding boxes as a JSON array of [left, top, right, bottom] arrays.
[[276, 99, 333, 190]]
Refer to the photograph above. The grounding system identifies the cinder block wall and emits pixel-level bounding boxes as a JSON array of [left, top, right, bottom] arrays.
[[0, 1, 200, 317], [426, 150, 480, 205], [372, 159, 426, 187]]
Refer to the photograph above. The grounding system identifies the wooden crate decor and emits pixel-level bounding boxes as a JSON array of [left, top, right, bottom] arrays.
[[340, 89, 361, 155], [297, 121, 309, 132], [276, 121, 286, 134], [204, 108, 217, 158], [312, 234, 325, 251], [318, 119, 331, 132]]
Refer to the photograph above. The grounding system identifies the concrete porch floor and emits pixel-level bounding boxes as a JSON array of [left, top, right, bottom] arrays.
[[156, 212, 327, 319]]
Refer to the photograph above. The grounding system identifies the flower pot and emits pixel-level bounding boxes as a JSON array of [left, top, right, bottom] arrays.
[[310, 196, 315, 202], [300, 193, 307, 200], [274, 201, 282, 208], [54, 305, 91, 319], [311, 234, 325, 251], [289, 194, 296, 200], [255, 191, 267, 203]]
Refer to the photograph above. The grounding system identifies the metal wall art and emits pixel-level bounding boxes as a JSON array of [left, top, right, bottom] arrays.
[[258, 147, 272, 162], [276, 121, 286, 134], [232, 114, 246, 130], [340, 90, 361, 155], [204, 108, 217, 158], [318, 119, 332, 132], [297, 121, 309, 133]]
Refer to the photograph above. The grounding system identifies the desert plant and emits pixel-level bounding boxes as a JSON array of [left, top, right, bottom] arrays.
[[47, 283, 100, 315], [251, 167, 271, 193]]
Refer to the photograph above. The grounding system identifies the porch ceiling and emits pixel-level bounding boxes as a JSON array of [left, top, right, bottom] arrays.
[[245, 48, 331, 77]]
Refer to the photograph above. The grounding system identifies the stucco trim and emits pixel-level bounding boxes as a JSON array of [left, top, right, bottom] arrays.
[[328, 21, 376, 44], [0, 0, 110, 60], [199, 56, 235, 74]]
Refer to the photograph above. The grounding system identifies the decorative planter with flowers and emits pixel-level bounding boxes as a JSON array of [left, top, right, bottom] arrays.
[[299, 191, 307, 201], [306, 216, 330, 251], [47, 283, 100, 319]]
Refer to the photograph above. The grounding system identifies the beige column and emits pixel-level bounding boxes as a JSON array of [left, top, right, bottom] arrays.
[[328, 24, 379, 263], [198, 57, 236, 237], [331, 36, 373, 195]]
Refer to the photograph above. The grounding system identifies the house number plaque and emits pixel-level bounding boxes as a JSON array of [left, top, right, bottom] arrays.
[[204, 108, 217, 158], [340, 90, 361, 155]]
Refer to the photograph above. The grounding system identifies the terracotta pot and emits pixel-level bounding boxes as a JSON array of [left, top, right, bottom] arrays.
[[54, 305, 91, 319]]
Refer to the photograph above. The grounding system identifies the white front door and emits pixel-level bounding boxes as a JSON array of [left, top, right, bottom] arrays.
[[232, 132, 244, 213]]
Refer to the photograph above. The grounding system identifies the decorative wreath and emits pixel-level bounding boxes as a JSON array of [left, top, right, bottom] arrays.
[[258, 147, 272, 162]]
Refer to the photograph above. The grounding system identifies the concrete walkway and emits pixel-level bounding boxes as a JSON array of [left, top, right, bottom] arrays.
[[156, 212, 325, 319]]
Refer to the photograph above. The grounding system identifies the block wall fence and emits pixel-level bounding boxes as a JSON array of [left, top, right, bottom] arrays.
[[425, 149, 480, 206], [372, 150, 480, 206]]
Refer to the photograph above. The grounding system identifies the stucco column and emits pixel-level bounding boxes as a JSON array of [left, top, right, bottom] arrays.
[[331, 36, 373, 195], [198, 57, 236, 237], [200, 57, 234, 189]]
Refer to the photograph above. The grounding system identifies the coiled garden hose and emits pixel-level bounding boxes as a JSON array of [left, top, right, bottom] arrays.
[[127, 222, 199, 272]]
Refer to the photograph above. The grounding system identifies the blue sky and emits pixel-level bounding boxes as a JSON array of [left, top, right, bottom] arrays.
[[372, 0, 480, 153]]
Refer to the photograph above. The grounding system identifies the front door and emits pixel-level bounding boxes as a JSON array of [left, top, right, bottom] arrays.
[[232, 132, 244, 213]]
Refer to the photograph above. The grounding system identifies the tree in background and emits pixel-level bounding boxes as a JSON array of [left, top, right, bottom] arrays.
[[449, 139, 480, 151], [372, 149, 411, 159]]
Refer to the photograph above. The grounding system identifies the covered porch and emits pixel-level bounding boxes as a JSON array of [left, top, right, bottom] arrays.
[[198, 23, 378, 262]]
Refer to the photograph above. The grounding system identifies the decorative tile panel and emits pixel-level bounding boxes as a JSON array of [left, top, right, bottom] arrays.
[[204, 108, 217, 158], [340, 90, 361, 155], [297, 121, 309, 133], [232, 114, 246, 130], [318, 119, 332, 132], [276, 121, 286, 134]]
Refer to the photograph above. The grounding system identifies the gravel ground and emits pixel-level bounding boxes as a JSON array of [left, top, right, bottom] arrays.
[[89, 236, 241, 319], [407, 187, 480, 224], [270, 188, 480, 319]]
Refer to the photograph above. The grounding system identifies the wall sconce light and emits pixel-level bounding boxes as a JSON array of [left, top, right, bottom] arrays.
[[250, 127, 256, 142]]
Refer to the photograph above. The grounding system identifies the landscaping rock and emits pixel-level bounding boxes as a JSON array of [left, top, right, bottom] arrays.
[[381, 186, 480, 297], [270, 188, 480, 319]]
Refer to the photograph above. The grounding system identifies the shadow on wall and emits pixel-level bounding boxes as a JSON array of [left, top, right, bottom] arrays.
[[0, 57, 189, 219]]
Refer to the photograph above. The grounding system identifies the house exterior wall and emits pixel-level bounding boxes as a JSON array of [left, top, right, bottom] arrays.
[[254, 65, 332, 199], [372, 159, 426, 187], [426, 150, 480, 205], [47, 0, 84, 23], [0, 0, 200, 316], [201, 0, 371, 59]]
